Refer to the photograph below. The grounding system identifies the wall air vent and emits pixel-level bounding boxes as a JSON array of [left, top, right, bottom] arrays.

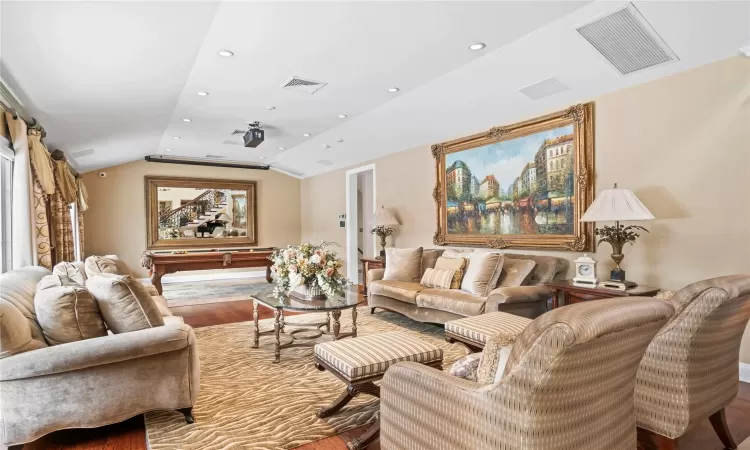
[[281, 76, 328, 94], [71, 148, 95, 158], [576, 3, 678, 75]]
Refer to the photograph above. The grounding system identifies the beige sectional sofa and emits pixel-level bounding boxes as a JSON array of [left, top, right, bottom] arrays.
[[368, 249, 567, 324], [0, 264, 199, 448]]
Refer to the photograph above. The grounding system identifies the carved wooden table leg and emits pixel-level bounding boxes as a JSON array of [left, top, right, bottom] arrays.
[[151, 267, 166, 295], [332, 310, 341, 340], [351, 307, 358, 338], [273, 309, 281, 363], [265, 264, 273, 283], [326, 312, 331, 332], [252, 301, 260, 348], [280, 309, 285, 333]]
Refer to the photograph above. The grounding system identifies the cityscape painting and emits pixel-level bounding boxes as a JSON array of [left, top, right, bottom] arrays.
[[432, 103, 595, 251]]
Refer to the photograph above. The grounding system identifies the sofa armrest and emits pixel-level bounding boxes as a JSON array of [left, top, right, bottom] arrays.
[[0, 324, 195, 381], [486, 285, 552, 309], [381, 362, 496, 448], [367, 268, 385, 284]]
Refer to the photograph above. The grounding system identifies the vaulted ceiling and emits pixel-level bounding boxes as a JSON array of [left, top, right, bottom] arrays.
[[2, 1, 748, 177]]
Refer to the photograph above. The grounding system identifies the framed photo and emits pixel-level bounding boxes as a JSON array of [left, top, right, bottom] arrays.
[[432, 103, 595, 251]]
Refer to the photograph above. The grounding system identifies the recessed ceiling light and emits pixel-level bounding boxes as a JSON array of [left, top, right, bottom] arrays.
[[217, 50, 234, 57], [337, 114, 347, 119], [335, 138, 344, 143], [387, 87, 400, 93], [196, 91, 209, 96], [259, 156, 266, 159], [469, 43, 486, 51], [303, 133, 311, 137], [267, 106, 276, 111], [165, 148, 174, 152], [321, 144, 330, 149], [182, 118, 192, 122], [278, 147, 285, 150], [172, 136, 181, 140]]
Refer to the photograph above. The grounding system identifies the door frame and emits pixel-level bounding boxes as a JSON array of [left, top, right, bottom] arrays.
[[345, 163, 376, 282]]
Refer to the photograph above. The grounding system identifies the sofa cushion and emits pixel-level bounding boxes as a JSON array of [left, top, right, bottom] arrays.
[[86, 274, 165, 333], [460, 252, 504, 296], [497, 258, 537, 287], [420, 268, 455, 289], [383, 247, 423, 283], [421, 249, 441, 275], [0, 266, 51, 344], [0, 299, 48, 359], [84, 255, 131, 278], [502, 253, 566, 285], [434, 256, 467, 289], [52, 261, 88, 285], [37, 274, 79, 290], [151, 295, 174, 317], [417, 289, 486, 317], [370, 280, 424, 304], [34, 282, 107, 345]]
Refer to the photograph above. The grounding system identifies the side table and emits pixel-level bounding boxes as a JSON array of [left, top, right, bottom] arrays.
[[545, 280, 660, 309], [360, 257, 384, 295]]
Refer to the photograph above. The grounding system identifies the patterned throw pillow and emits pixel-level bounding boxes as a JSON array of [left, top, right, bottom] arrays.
[[433, 256, 467, 289], [476, 328, 523, 384], [420, 268, 456, 289], [449, 353, 482, 381]]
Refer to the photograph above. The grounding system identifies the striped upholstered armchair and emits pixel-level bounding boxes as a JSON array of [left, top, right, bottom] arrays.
[[635, 275, 750, 449], [380, 297, 675, 450]]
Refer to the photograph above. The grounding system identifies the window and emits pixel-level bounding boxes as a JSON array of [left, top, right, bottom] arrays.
[[69, 202, 81, 261], [0, 138, 14, 273]]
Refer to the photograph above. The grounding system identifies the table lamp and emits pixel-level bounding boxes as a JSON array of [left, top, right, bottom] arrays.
[[580, 183, 654, 288], [371, 206, 400, 260]]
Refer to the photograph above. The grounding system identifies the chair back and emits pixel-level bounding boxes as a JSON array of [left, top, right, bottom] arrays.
[[635, 275, 750, 438], [497, 297, 674, 449]]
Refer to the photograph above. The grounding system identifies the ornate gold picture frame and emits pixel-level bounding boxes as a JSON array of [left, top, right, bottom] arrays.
[[432, 103, 594, 251], [145, 176, 258, 250]]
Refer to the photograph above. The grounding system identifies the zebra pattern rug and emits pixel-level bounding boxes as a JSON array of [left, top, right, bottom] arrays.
[[144, 310, 468, 449]]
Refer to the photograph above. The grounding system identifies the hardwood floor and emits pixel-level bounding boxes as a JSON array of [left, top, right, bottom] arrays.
[[13, 293, 750, 450]]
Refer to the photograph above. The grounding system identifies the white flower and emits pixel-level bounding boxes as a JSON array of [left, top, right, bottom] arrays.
[[310, 254, 321, 265]]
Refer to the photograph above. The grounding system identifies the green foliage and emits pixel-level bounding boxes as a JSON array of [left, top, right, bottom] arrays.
[[595, 223, 649, 246]]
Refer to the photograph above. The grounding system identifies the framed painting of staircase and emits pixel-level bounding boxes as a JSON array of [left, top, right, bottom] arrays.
[[145, 176, 258, 250]]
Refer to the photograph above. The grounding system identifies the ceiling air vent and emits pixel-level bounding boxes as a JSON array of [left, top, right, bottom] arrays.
[[281, 76, 328, 94], [576, 3, 678, 75], [70, 148, 95, 158], [520, 77, 569, 100], [205, 154, 226, 159], [316, 159, 333, 166]]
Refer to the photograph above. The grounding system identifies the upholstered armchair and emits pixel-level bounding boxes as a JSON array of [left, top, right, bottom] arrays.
[[635, 275, 750, 449], [380, 297, 675, 450]]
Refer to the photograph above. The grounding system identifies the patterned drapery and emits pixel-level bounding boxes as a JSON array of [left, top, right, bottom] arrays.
[[27, 130, 55, 195], [32, 181, 52, 268], [51, 189, 75, 263]]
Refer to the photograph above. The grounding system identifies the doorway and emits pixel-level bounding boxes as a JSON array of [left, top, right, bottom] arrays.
[[345, 164, 376, 283]]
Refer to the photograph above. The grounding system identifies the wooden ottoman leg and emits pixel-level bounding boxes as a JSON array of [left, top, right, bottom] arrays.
[[347, 412, 380, 450], [317, 386, 357, 418]]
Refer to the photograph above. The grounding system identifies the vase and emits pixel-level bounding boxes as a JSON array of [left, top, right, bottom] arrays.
[[290, 282, 327, 301]]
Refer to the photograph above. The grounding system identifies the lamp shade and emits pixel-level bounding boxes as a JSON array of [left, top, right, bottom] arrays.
[[373, 206, 400, 227], [215, 213, 232, 222], [580, 184, 654, 222]]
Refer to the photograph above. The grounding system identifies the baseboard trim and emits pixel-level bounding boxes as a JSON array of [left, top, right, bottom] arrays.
[[138, 270, 266, 285], [741, 363, 750, 383]]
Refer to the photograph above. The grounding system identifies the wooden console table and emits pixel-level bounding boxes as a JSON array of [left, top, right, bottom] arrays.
[[545, 280, 660, 309], [360, 257, 384, 295], [141, 248, 275, 295]]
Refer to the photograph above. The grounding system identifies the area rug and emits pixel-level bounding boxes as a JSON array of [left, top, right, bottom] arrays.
[[144, 310, 468, 449], [161, 277, 273, 308]]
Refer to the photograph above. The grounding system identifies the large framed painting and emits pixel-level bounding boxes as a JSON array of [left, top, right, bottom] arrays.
[[432, 103, 595, 251], [232, 194, 247, 228]]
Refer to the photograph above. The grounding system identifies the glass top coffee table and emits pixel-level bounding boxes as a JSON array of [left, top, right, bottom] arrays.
[[250, 289, 365, 363]]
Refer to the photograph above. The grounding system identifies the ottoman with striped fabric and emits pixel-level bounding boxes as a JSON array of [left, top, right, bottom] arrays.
[[444, 311, 532, 350], [314, 331, 443, 449]]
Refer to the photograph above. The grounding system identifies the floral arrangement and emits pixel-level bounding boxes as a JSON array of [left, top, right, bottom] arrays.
[[594, 223, 649, 249], [270, 242, 350, 298]]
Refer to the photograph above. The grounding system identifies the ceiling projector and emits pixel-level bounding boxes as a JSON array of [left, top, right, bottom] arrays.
[[244, 121, 265, 148]]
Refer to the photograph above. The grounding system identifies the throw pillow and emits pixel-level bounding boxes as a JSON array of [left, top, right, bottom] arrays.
[[0, 300, 47, 358], [84, 255, 131, 278], [449, 353, 482, 381], [421, 249, 441, 276], [37, 274, 79, 290], [383, 247, 423, 283], [86, 274, 165, 333], [476, 330, 520, 384], [460, 252, 504, 296], [420, 268, 456, 289], [433, 256, 467, 289], [52, 261, 87, 285], [497, 258, 537, 288], [34, 283, 107, 345]]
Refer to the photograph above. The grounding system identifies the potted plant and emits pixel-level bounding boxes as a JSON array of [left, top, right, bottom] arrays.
[[270, 242, 350, 300]]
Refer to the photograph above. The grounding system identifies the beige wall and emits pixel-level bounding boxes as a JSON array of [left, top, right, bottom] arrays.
[[82, 160, 301, 278], [301, 56, 750, 363]]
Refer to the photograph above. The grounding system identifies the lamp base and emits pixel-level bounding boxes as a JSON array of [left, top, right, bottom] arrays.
[[600, 279, 638, 291]]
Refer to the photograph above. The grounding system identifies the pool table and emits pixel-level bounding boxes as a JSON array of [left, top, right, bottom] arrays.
[[141, 247, 276, 295]]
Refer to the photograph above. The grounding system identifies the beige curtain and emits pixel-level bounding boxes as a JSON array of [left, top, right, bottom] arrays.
[[27, 130, 55, 195], [77, 177, 89, 212], [5, 112, 37, 268], [78, 200, 85, 258], [53, 158, 77, 204], [51, 190, 74, 263]]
